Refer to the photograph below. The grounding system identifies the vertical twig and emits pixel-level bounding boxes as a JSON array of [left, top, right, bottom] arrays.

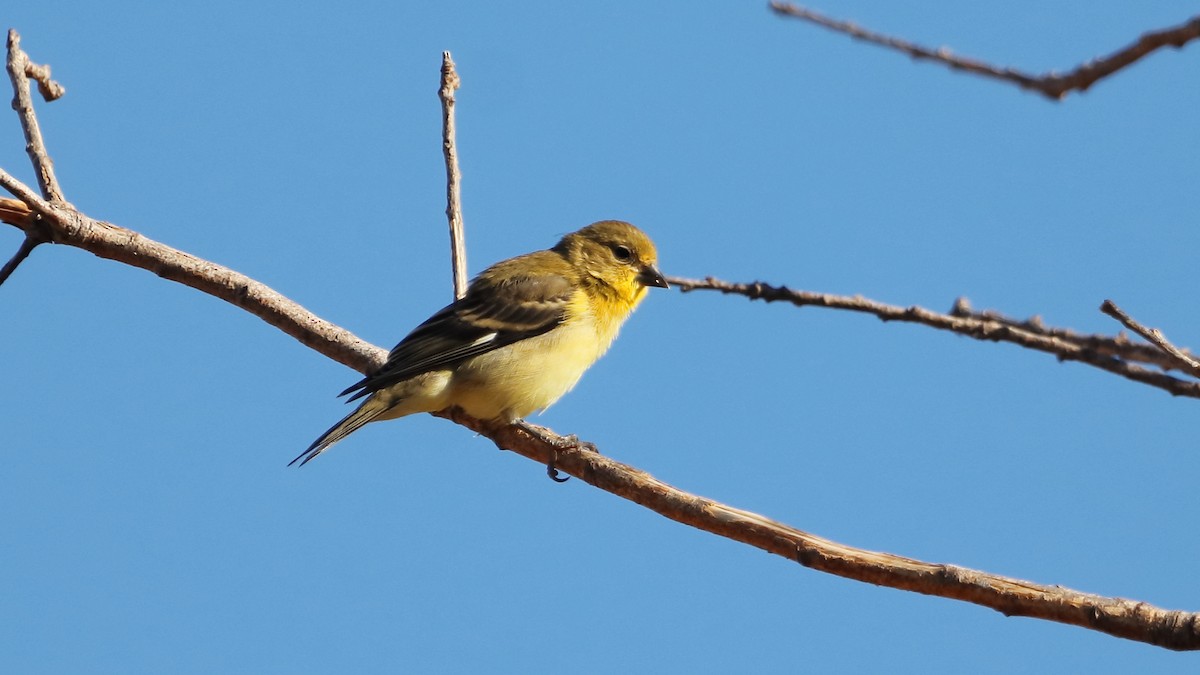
[[3, 30, 68, 286], [6, 30, 67, 205], [439, 51, 467, 300]]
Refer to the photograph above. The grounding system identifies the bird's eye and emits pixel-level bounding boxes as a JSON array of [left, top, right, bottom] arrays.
[[612, 245, 633, 262]]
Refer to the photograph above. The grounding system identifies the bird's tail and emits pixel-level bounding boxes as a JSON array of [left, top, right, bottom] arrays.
[[290, 396, 392, 467]]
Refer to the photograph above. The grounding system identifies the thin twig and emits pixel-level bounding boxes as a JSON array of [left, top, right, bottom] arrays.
[[667, 275, 1200, 399], [6, 30, 68, 204], [0, 169, 53, 215], [0, 193, 48, 285], [949, 298, 1196, 375], [768, 2, 1200, 100], [0, 232, 40, 285], [1100, 300, 1200, 377], [439, 51, 467, 300], [24, 60, 65, 102]]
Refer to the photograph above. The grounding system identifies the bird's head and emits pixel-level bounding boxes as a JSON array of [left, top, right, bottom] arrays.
[[555, 220, 668, 301]]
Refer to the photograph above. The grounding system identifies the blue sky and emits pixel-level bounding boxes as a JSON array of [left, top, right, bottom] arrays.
[[4, 1, 1199, 673]]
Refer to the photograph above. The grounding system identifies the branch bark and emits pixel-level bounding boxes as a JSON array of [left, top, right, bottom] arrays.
[[769, 2, 1200, 100]]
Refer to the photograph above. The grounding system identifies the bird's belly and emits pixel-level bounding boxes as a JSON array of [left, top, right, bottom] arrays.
[[450, 321, 604, 422]]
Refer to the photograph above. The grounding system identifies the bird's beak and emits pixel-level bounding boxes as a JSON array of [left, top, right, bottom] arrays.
[[638, 264, 669, 289]]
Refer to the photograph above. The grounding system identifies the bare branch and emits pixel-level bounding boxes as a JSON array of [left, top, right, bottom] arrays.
[[443, 408, 1200, 651], [950, 298, 1195, 375], [6, 30, 68, 204], [768, 2, 1200, 100], [0, 168, 383, 374], [667, 275, 1200, 399], [1101, 300, 1200, 376], [439, 51, 467, 300], [0, 168, 53, 214], [0, 232, 40, 285]]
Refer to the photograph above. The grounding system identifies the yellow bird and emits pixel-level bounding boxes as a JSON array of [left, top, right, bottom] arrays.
[[293, 220, 668, 466]]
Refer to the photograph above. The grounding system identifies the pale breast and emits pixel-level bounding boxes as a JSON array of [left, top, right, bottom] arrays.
[[449, 311, 610, 421]]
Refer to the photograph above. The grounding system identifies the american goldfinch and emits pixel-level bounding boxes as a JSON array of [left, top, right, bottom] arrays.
[[292, 220, 667, 466]]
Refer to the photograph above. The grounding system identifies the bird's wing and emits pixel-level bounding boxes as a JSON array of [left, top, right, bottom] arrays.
[[340, 271, 574, 402]]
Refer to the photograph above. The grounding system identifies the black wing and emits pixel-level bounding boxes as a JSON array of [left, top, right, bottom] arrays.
[[340, 265, 573, 402]]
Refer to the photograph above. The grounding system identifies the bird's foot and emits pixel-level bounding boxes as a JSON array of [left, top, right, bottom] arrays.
[[516, 421, 599, 453], [555, 433, 598, 455], [514, 421, 600, 483]]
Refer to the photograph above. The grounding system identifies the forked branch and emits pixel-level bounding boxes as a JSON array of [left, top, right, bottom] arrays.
[[1101, 300, 1200, 377], [2, 29, 68, 286], [668, 276, 1200, 399], [769, 2, 1200, 100], [6, 29, 67, 203]]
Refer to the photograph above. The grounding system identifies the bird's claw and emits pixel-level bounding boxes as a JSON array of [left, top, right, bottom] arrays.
[[546, 461, 570, 483]]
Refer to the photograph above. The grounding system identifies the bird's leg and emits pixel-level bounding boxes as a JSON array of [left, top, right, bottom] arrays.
[[513, 420, 571, 482]]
